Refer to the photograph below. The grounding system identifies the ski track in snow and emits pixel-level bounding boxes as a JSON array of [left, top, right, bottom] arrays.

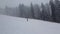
[[0, 14, 60, 34]]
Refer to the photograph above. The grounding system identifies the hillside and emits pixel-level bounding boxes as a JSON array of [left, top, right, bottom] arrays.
[[0, 15, 60, 34]]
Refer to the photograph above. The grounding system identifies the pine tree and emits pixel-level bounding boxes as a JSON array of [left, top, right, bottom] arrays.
[[34, 4, 40, 19], [54, 0, 60, 22], [30, 3, 35, 18], [41, 3, 46, 20], [19, 4, 24, 17], [49, 0, 56, 22], [45, 3, 51, 21]]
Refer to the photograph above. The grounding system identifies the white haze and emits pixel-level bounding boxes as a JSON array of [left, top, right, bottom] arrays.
[[0, 0, 49, 8]]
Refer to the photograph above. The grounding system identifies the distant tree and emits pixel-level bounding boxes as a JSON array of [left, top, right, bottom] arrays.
[[34, 4, 41, 19], [49, 0, 56, 22], [45, 3, 52, 21], [55, 0, 59, 4], [5, 6, 8, 15], [54, 0, 60, 22], [41, 3, 47, 20], [30, 3, 35, 18], [19, 4, 25, 17]]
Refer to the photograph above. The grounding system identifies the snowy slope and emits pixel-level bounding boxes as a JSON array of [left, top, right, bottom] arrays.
[[0, 15, 60, 34]]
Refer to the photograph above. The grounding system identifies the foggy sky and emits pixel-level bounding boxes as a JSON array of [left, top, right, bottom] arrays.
[[0, 0, 49, 8]]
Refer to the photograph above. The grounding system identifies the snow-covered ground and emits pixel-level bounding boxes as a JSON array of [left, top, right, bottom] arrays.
[[0, 15, 60, 34]]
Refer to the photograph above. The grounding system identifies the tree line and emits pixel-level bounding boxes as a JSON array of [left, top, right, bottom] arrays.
[[5, 0, 60, 23], [18, 0, 60, 23]]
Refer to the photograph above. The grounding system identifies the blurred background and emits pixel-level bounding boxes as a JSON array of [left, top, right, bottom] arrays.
[[0, 0, 60, 23]]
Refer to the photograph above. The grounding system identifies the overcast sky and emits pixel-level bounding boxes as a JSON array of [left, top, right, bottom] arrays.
[[0, 0, 50, 8]]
